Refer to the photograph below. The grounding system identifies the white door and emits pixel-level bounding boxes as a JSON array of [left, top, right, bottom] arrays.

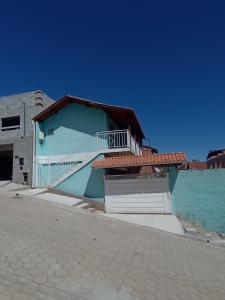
[[105, 174, 171, 214]]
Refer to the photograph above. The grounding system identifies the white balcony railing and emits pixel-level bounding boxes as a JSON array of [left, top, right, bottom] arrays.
[[36, 129, 141, 187], [96, 129, 141, 155], [96, 130, 128, 150]]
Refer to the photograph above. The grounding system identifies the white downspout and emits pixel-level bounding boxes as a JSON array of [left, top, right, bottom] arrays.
[[32, 120, 36, 188]]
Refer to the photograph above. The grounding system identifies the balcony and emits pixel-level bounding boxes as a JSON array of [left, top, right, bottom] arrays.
[[37, 130, 141, 165], [36, 129, 142, 187], [96, 129, 142, 155]]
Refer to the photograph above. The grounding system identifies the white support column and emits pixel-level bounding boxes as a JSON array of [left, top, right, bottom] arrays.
[[48, 161, 51, 185], [127, 129, 131, 149]]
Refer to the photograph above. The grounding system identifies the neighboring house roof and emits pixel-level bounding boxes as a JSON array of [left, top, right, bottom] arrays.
[[207, 149, 225, 160], [33, 95, 145, 139], [181, 161, 208, 170], [142, 145, 158, 154], [92, 152, 186, 169]]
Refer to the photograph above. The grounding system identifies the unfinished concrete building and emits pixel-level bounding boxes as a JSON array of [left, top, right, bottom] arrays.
[[0, 90, 54, 185]]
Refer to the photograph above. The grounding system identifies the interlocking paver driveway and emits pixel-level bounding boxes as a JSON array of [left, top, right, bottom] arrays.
[[0, 189, 224, 300]]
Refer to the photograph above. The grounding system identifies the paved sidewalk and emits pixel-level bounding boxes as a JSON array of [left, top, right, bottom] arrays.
[[0, 191, 224, 299], [102, 213, 184, 235]]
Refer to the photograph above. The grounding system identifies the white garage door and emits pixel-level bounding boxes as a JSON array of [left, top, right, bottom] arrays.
[[105, 174, 171, 214]]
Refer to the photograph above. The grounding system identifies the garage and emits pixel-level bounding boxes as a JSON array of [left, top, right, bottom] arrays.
[[0, 144, 13, 180], [92, 151, 186, 214], [104, 174, 171, 213]]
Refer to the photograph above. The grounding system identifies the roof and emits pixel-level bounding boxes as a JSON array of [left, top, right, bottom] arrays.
[[0, 90, 54, 107], [181, 161, 208, 170], [207, 149, 225, 160], [142, 145, 158, 154], [0, 90, 41, 98], [0, 90, 47, 102], [33, 95, 144, 139], [92, 152, 186, 169]]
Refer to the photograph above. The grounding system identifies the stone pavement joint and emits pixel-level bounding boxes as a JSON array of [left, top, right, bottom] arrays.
[[0, 187, 224, 299]]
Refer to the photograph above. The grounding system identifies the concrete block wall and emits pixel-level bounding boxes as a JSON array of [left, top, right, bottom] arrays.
[[0, 91, 54, 185], [12, 137, 33, 185], [169, 168, 225, 233]]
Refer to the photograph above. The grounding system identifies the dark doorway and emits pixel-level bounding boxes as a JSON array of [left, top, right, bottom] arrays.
[[0, 145, 13, 180]]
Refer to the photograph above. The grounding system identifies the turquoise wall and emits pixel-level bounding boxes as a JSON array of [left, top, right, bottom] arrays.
[[55, 154, 105, 201], [169, 168, 225, 233], [35, 102, 113, 199], [36, 102, 108, 156]]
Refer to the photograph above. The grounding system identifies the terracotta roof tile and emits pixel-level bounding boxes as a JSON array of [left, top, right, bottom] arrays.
[[92, 152, 186, 169], [33, 95, 144, 138]]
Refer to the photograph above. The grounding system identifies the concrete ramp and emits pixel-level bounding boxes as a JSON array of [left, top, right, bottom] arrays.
[[101, 214, 184, 235], [6, 185, 88, 209], [36, 193, 82, 206], [0, 181, 11, 187], [0, 183, 28, 191], [18, 188, 47, 196]]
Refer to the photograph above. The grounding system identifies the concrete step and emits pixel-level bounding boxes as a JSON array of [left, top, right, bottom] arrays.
[[75, 203, 90, 209], [93, 210, 104, 214], [85, 207, 96, 212]]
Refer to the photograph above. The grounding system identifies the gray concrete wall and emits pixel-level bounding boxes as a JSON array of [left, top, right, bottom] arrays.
[[0, 90, 54, 185]]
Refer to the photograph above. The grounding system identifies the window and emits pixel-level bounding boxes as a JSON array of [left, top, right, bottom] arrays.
[[19, 158, 24, 166], [1, 116, 20, 131], [23, 172, 28, 184]]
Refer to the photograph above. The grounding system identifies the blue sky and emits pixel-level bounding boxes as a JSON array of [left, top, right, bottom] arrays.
[[0, 0, 225, 160]]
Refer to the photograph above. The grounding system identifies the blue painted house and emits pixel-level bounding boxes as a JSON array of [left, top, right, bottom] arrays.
[[32, 94, 225, 233], [33, 95, 144, 203]]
